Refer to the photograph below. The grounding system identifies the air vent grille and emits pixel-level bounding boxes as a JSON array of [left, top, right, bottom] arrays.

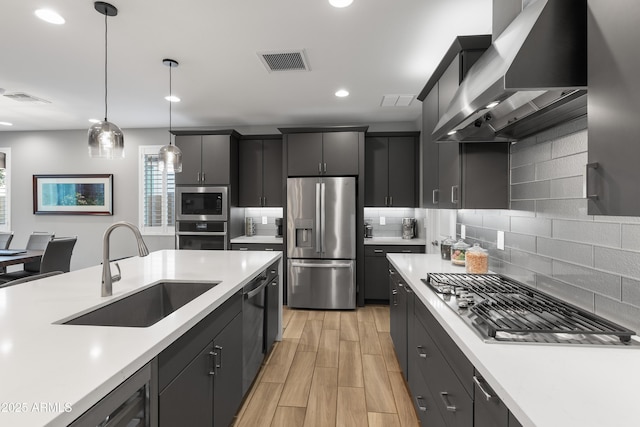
[[3, 92, 51, 104], [258, 50, 310, 72]]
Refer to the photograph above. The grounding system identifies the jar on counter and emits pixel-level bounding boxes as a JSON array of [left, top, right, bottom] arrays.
[[440, 236, 454, 260], [450, 239, 470, 266], [466, 243, 489, 274]]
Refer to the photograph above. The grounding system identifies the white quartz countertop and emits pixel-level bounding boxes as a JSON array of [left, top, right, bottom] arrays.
[[0, 250, 282, 427], [230, 235, 284, 245], [364, 237, 426, 246], [387, 254, 640, 427]]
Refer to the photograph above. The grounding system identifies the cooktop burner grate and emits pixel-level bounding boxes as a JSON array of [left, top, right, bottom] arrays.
[[424, 273, 636, 344]]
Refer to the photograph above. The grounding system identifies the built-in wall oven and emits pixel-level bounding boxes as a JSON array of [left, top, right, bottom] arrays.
[[176, 186, 229, 250]]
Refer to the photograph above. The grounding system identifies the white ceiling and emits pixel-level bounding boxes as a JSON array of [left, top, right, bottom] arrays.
[[0, 0, 492, 133]]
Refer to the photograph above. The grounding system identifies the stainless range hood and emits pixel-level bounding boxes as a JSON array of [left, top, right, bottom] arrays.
[[432, 0, 587, 142]]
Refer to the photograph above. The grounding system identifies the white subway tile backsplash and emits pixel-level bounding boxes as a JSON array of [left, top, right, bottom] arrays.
[[594, 246, 640, 280], [549, 176, 584, 199], [511, 180, 551, 200], [552, 219, 621, 248], [510, 249, 553, 276], [550, 129, 588, 158], [504, 232, 537, 253], [511, 164, 536, 184], [622, 277, 640, 307], [535, 199, 590, 219], [552, 260, 621, 299], [536, 275, 595, 312], [594, 295, 640, 335], [511, 217, 552, 237], [511, 141, 552, 168], [482, 214, 510, 231], [535, 152, 587, 181], [537, 237, 593, 266], [621, 224, 640, 251]]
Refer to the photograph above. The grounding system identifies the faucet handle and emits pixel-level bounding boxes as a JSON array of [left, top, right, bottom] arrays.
[[111, 262, 121, 283]]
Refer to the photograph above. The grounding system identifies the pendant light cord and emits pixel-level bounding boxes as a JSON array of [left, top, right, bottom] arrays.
[[169, 63, 173, 145], [104, 11, 108, 122]]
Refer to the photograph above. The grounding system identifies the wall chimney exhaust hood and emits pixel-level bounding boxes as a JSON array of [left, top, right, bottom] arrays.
[[432, 0, 587, 143]]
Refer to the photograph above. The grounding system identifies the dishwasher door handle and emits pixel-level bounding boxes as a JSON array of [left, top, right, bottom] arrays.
[[290, 262, 352, 268], [244, 280, 269, 299]]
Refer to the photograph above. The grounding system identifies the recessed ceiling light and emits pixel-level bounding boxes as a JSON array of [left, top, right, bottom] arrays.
[[329, 0, 354, 8], [35, 9, 65, 25], [88, 118, 101, 124], [0, 122, 13, 126], [335, 89, 349, 98], [485, 101, 500, 109], [447, 130, 457, 136], [165, 95, 181, 102]]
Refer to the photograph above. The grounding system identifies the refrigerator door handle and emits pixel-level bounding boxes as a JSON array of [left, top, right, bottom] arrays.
[[320, 182, 326, 253], [290, 262, 352, 268], [315, 182, 322, 253]]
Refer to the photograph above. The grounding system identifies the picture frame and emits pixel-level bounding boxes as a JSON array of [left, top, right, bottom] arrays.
[[33, 174, 113, 215]]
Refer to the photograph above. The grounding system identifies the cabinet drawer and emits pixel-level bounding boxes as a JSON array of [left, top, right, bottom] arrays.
[[408, 356, 447, 427], [414, 298, 473, 397], [411, 318, 472, 427], [473, 372, 509, 427], [365, 245, 424, 257], [231, 243, 283, 252]]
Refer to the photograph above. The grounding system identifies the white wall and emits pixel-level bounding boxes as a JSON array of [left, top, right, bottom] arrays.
[[0, 128, 174, 270]]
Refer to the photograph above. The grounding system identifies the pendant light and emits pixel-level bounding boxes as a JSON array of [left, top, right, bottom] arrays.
[[88, 2, 124, 159], [158, 59, 182, 173]]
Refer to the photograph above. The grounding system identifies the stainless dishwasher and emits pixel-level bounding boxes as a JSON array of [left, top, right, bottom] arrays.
[[242, 266, 278, 394]]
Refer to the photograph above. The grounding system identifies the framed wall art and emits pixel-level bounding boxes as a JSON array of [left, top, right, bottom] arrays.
[[33, 174, 113, 215]]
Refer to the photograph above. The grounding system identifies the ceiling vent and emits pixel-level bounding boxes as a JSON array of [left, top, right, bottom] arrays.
[[3, 92, 51, 104], [381, 95, 415, 107], [258, 50, 310, 72]]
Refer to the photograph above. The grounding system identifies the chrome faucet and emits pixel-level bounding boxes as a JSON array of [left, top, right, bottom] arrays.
[[102, 221, 150, 297]]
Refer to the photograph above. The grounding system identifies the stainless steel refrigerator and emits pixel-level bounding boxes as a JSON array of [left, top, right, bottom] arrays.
[[287, 177, 356, 309]]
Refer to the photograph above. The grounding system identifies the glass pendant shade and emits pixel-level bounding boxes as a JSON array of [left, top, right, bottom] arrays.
[[158, 143, 182, 173], [88, 120, 124, 158]]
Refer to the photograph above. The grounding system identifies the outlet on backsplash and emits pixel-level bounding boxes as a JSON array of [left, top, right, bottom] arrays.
[[364, 207, 425, 238], [244, 207, 283, 236]]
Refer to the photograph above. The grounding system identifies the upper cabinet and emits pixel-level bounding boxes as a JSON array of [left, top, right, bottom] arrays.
[[283, 128, 365, 176], [173, 131, 239, 187], [238, 136, 283, 207], [418, 36, 509, 210], [365, 133, 419, 207], [587, 0, 640, 215]]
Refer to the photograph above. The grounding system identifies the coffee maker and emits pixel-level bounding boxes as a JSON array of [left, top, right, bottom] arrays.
[[402, 218, 417, 239]]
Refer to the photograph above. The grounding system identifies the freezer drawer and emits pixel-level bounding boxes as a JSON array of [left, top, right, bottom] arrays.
[[287, 259, 355, 309]]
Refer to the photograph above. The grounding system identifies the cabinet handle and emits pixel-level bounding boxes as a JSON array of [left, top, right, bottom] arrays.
[[318, 163, 322, 173], [197, 172, 201, 182], [392, 289, 398, 306], [215, 345, 223, 370], [389, 196, 393, 206], [451, 185, 459, 204], [416, 345, 428, 359], [265, 248, 274, 251], [401, 250, 411, 253], [415, 396, 428, 412], [432, 189, 439, 205], [239, 247, 249, 251], [202, 172, 206, 182], [585, 162, 599, 200], [439, 392, 457, 412], [209, 350, 217, 376], [323, 163, 327, 173], [473, 376, 495, 401], [263, 196, 267, 206], [374, 249, 383, 253], [384, 196, 388, 206]]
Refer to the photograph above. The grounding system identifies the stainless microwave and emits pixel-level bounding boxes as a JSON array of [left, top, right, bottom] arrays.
[[176, 186, 228, 221]]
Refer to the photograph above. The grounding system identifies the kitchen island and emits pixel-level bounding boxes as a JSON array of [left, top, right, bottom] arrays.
[[388, 253, 640, 427], [0, 249, 282, 427]]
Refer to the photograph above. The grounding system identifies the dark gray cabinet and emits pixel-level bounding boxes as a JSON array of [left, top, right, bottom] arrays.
[[473, 373, 509, 427], [365, 133, 419, 207], [231, 243, 283, 252], [157, 292, 243, 427], [239, 137, 283, 207], [265, 272, 279, 354], [173, 131, 239, 186], [587, 0, 640, 215], [389, 265, 415, 379], [418, 36, 508, 210], [365, 245, 424, 302], [286, 131, 359, 176]]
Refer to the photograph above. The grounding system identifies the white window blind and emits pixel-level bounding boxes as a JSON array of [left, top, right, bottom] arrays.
[[139, 146, 175, 234], [0, 149, 11, 232]]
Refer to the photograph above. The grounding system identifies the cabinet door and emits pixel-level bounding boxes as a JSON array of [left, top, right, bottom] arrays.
[[212, 313, 243, 427], [265, 276, 279, 353], [364, 136, 389, 206], [287, 133, 323, 176], [239, 139, 264, 207], [175, 135, 203, 185], [587, 0, 640, 215], [322, 132, 359, 175], [408, 351, 447, 427], [159, 342, 213, 427], [262, 139, 283, 206], [201, 135, 231, 185], [474, 375, 509, 427], [364, 255, 390, 301], [422, 83, 440, 208], [388, 136, 416, 207], [438, 143, 461, 209]]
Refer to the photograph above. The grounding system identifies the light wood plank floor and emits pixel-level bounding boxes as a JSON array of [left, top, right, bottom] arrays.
[[233, 305, 419, 427]]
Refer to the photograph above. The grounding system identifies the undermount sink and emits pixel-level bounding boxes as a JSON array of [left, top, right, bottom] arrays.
[[63, 281, 219, 327]]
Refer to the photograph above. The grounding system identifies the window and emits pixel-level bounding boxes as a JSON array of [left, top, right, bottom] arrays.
[[0, 148, 11, 232], [139, 146, 175, 234]]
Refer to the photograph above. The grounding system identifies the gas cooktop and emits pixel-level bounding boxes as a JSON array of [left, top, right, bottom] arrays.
[[422, 273, 637, 346]]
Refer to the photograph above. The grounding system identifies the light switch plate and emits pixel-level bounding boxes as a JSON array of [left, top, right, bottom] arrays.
[[262, 216, 268, 225], [497, 230, 505, 250], [461, 224, 466, 239], [380, 216, 386, 225]]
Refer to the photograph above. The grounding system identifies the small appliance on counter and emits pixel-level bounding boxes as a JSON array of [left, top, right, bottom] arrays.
[[245, 217, 256, 236], [440, 236, 454, 260], [275, 218, 283, 237], [364, 222, 373, 238], [402, 218, 417, 239]]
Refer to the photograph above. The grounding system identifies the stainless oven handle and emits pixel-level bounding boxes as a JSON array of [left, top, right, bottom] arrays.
[[290, 262, 352, 268], [245, 279, 269, 299], [176, 232, 227, 236]]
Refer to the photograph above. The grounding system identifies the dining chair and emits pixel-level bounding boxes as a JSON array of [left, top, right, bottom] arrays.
[[0, 271, 63, 289], [0, 232, 13, 250], [0, 236, 75, 284], [22, 232, 55, 273]]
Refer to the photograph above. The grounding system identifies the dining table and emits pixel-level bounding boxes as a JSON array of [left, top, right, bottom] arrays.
[[0, 250, 44, 269]]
